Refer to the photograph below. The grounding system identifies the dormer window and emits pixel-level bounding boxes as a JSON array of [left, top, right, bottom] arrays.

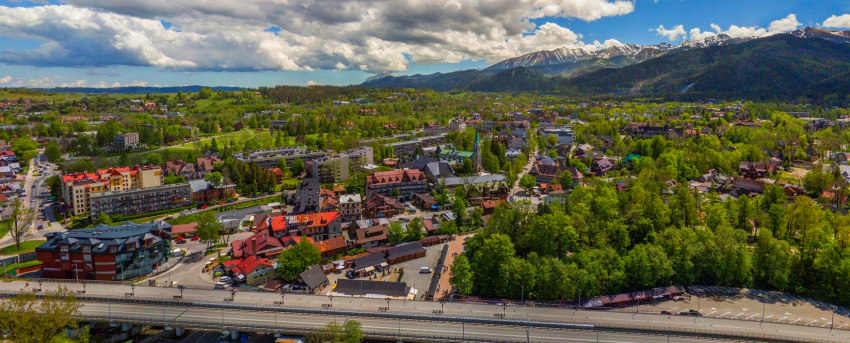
[[82, 246, 91, 253]]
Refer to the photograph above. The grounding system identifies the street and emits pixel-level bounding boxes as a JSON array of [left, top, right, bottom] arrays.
[[0, 151, 64, 249]]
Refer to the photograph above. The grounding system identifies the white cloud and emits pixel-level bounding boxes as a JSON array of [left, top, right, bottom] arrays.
[[688, 28, 716, 42], [0, 75, 11, 84], [680, 14, 802, 42], [0, 1, 637, 72], [654, 24, 686, 41], [306, 80, 321, 86], [823, 14, 850, 28], [59, 79, 87, 87], [592, 39, 624, 49], [768, 14, 801, 33]]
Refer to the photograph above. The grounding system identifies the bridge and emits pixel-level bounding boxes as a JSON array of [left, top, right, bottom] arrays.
[[1, 280, 847, 343]]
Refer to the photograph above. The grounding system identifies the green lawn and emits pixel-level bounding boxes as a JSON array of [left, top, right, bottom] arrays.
[[0, 240, 46, 255], [0, 220, 10, 241], [0, 260, 42, 275]]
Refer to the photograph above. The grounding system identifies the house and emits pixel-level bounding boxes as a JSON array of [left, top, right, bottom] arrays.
[[834, 152, 850, 165], [413, 193, 438, 211], [229, 255, 275, 286], [189, 179, 237, 204], [319, 188, 339, 212], [314, 236, 347, 259], [530, 162, 583, 186], [480, 199, 502, 214], [168, 223, 198, 238], [347, 218, 389, 248], [339, 194, 363, 222], [364, 194, 405, 219], [272, 212, 343, 241], [730, 177, 765, 197], [422, 217, 441, 235], [299, 264, 329, 294], [591, 158, 614, 175], [231, 231, 285, 259], [350, 253, 387, 277], [422, 161, 455, 183], [267, 168, 285, 184], [165, 160, 199, 180], [739, 162, 774, 179], [291, 178, 320, 214], [196, 156, 221, 175]]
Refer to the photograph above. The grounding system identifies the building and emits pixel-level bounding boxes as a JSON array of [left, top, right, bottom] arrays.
[[347, 218, 389, 248], [385, 241, 426, 264], [89, 183, 192, 219], [292, 178, 320, 214], [591, 157, 614, 175], [271, 212, 343, 241], [188, 179, 237, 204], [531, 163, 583, 187], [329, 279, 415, 300], [167, 223, 198, 238], [540, 128, 576, 145], [306, 154, 350, 183], [472, 131, 482, 172], [231, 230, 285, 259], [314, 236, 347, 259], [227, 255, 274, 286], [387, 133, 447, 157], [195, 156, 221, 176], [739, 161, 775, 179], [113, 132, 139, 150], [234, 147, 333, 169], [438, 147, 474, 166], [165, 160, 200, 180], [62, 165, 164, 216], [413, 193, 438, 211], [299, 264, 329, 293], [340, 147, 374, 169], [267, 167, 285, 184], [339, 194, 363, 222], [364, 194, 405, 219], [36, 221, 172, 281], [365, 169, 427, 200]]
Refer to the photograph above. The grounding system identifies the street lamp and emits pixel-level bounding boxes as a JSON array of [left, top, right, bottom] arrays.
[[178, 285, 184, 298], [280, 290, 285, 305], [38, 280, 42, 292], [131, 284, 135, 296], [82, 282, 86, 294], [387, 298, 390, 311], [71, 264, 79, 282]]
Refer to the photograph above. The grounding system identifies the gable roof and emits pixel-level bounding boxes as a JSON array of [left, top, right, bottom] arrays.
[[299, 264, 329, 289]]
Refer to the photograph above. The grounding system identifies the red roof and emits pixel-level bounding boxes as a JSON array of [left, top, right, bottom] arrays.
[[234, 256, 273, 275], [281, 235, 315, 246], [170, 223, 198, 235], [366, 170, 425, 186], [230, 231, 284, 258], [314, 236, 346, 253], [275, 212, 341, 231]]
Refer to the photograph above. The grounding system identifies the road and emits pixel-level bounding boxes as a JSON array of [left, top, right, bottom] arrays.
[[79, 303, 723, 343], [0, 151, 63, 249], [2, 280, 849, 343]]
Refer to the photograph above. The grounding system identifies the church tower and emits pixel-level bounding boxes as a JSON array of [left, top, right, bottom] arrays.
[[473, 131, 481, 172]]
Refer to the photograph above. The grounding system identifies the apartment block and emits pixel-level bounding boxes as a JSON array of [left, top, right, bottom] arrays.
[[36, 221, 172, 281], [306, 154, 350, 183], [387, 133, 447, 157], [365, 169, 427, 200], [62, 165, 163, 216], [234, 147, 333, 169], [89, 183, 192, 219], [340, 146, 374, 169], [113, 132, 139, 150]]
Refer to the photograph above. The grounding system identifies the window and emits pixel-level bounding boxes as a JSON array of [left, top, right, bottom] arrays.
[[60, 246, 69, 252], [82, 246, 91, 253]]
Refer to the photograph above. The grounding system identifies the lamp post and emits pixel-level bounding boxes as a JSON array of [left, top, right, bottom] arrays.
[[71, 264, 79, 282], [131, 284, 135, 296], [280, 290, 285, 305], [387, 298, 390, 311], [178, 285, 184, 298], [38, 280, 42, 292], [82, 281, 86, 294]]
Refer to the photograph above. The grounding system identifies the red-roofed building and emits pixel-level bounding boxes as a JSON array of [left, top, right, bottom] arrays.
[[270, 212, 343, 242], [230, 231, 285, 259], [168, 223, 198, 238], [61, 165, 163, 216], [229, 255, 274, 286], [365, 169, 427, 200], [364, 194, 404, 219], [314, 236, 347, 258]]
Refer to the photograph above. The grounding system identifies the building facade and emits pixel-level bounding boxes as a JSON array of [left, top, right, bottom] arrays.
[[234, 147, 333, 169], [36, 221, 172, 281], [62, 165, 163, 216], [339, 194, 363, 222], [365, 169, 427, 200], [306, 155, 350, 183], [89, 183, 192, 219], [189, 179, 237, 203], [113, 132, 139, 150]]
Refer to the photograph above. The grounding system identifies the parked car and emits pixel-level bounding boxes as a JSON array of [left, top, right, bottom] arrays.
[[420, 267, 432, 274], [214, 282, 228, 289], [191, 236, 200, 241], [345, 270, 356, 279]]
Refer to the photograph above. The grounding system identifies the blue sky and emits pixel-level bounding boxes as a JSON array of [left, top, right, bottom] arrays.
[[0, 0, 848, 88]]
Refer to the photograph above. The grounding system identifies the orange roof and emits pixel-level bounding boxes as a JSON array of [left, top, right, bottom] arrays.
[[234, 256, 273, 275], [314, 236, 346, 253], [274, 212, 341, 231]]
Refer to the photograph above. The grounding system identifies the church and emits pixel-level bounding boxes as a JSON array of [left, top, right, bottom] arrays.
[[437, 132, 482, 172]]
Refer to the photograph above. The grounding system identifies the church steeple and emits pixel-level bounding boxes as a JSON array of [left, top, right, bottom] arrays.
[[472, 131, 481, 172]]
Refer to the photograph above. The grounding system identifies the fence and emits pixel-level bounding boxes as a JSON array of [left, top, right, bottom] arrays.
[[18, 251, 37, 263]]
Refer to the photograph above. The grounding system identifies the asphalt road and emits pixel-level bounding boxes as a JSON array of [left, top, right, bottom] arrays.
[[79, 302, 725, 343], [3, 281, 849, 343]]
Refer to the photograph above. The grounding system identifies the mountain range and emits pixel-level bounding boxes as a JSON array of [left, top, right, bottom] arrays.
[[31, 85, 244, 94], [362, 27, 850, 99]]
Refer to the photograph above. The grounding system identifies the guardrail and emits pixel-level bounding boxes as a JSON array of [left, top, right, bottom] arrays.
[[3, 290, 843, 343]]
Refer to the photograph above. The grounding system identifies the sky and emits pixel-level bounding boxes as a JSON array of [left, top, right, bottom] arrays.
[[0, 0, 848, 89]]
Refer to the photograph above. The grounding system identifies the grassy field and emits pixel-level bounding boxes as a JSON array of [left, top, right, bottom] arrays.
[[0, 240, 46, 255], [0, 221, 9, 241], [0, 260, 42, 275]]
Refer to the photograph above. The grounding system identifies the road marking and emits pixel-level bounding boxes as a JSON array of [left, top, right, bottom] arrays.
[[718, 311, 730, 318], [732, 312, 744, 319], [804, 320, 818, 326], [744, 314, 759, 320], [820, 322, 831, 328], [777, 317, 787, 323], [764, 315, 773, 320], [706, 311, 716, 316], [789, 318, 802, 324]]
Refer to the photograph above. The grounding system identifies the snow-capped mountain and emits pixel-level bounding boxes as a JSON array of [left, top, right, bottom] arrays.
[[679, 33, 738, 49], [789, 27, 850, 44], [486, 43, 675, 70]]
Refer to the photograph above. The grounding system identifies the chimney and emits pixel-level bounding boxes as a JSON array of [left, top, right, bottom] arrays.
[[252, 238, 257, 255]]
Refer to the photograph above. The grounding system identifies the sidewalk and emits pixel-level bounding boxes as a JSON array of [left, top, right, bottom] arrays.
[[433, 234, 471, 300]]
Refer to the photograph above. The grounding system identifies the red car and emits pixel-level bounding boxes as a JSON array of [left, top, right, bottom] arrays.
[[219, 201, 226, 205], [200, 205, 208, 209], [191, 236, 200, 241]]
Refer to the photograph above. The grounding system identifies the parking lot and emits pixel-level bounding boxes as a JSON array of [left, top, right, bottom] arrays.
[[322, 242, 447, 299], [635, 286, 850, 330]]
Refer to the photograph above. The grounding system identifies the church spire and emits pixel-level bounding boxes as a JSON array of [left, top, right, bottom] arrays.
[[472, 131, 481, 172]]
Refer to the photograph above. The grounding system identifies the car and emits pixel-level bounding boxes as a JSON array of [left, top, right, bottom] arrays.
[[191, 236, 200, 241], [345, 270, 356, 279], [219, 201, 226, 205], [37, 225, 44, 230], [30, 199, 36, 202], [200, 205, 208, 209], [420, 267, 433, 274]]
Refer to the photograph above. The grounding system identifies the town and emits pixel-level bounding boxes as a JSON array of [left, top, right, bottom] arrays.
[[2, 87, 850, 342]]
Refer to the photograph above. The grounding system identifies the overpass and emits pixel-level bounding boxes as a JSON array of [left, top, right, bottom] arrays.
[[1, 280, 847, 343]]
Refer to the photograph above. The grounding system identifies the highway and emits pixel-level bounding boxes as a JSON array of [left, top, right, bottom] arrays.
[[2, 280, 848, 342]]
